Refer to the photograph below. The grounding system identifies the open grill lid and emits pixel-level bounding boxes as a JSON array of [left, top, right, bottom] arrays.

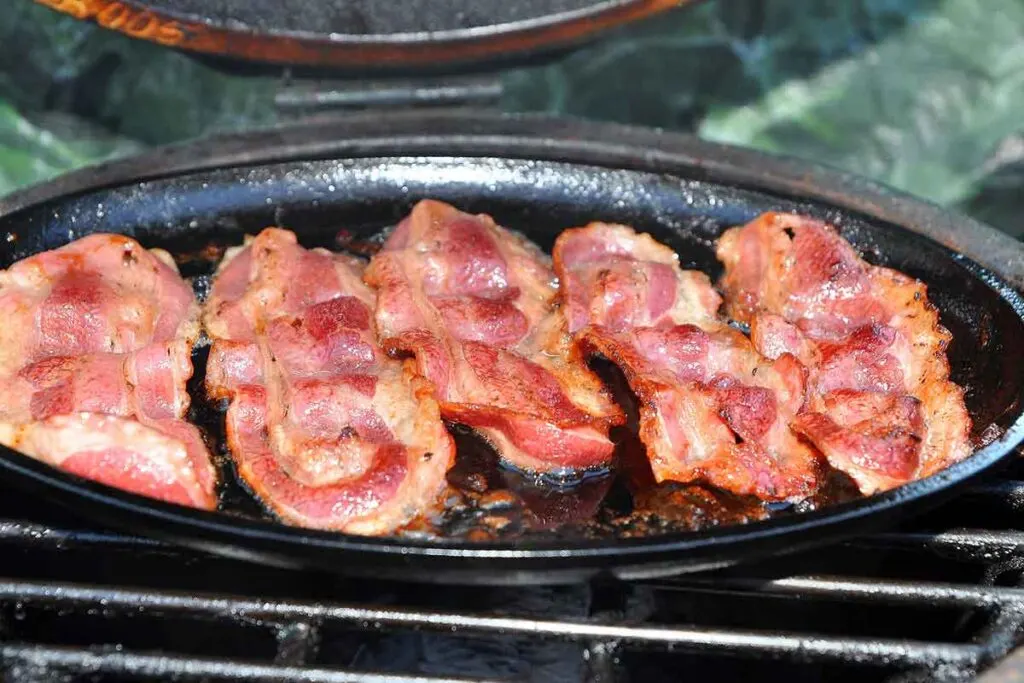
[[31, 0, 691, 74]]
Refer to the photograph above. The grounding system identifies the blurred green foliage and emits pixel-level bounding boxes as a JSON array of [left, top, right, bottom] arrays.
[[1, 0, 1022, 235]]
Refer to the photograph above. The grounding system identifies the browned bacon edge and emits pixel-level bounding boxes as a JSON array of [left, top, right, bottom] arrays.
[[716, 212, 972, 494], [216, 359, 454, 535], [0, 234, 216, 510], [204, 228, 455, 535], [552, 222, 821, 501], [364, 200, 624, 476]]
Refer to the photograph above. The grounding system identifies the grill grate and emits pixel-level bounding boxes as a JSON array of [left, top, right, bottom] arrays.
[[1, 462, 1024, 682]]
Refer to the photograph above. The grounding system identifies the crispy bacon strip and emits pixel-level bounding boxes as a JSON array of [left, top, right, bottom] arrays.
[[554, 223, 820, 500], [364, 200, 624, 474], [204, 228, 454, 534], [717, 212, 971, 493], [0, 234, 215, 509]]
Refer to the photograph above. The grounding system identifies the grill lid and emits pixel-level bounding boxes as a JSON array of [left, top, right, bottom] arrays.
[[31, 0, 689, 74]]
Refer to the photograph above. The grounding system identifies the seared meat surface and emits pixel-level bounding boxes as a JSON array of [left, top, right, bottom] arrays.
[[0, 234, 215, 509], [364, 200, 623, 475], [0, 204, 974, 533], [554, 224, 820, 500], [204, 228, 454, 534], [717, 213, 971, 493]]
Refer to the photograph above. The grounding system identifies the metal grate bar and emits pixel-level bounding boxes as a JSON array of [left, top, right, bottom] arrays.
[[964, 481, 1024, 510], [273, 621, 321, 666], [0, 644, 496, 683], [273, 77, 504, 112], [0, 520, 163, 549], [648, 575, 1024, 609], [0, 579, 983, 667], [854, 530, 1024, 562]]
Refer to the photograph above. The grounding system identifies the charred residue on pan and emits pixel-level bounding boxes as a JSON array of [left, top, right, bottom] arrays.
[[171, 228, 873, 543]]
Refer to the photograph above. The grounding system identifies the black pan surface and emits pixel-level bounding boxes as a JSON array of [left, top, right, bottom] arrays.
[[1, 112, 1022, 585], [146, 0, 614, 35], [32, 0, 690, 75]]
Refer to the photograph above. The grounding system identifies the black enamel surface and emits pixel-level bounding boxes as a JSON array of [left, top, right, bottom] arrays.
[[101, 0, 682, 76], [145, 0, 608, 35], [1, 116, 1022, 585]]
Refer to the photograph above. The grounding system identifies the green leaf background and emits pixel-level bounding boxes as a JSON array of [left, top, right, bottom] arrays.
[[1, 0, 1022, 235]]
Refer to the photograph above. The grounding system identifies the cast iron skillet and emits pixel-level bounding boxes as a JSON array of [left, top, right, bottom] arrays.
[[30, 0, 694, 75], [1, 111, 1023, 585]]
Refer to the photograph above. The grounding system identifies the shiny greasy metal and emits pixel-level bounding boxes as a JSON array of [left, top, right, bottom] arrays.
[[3, 472, 1024, 681], [0, 580, 988, 668], [30, 0, 695, 74], [1, 111, 1023, 585]]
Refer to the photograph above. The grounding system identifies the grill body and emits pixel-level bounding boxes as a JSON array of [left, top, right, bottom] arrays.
[[3, 476, 1024, 682]]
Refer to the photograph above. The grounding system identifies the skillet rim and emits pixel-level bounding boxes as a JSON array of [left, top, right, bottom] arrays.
[[0, 110, 1022, 574]]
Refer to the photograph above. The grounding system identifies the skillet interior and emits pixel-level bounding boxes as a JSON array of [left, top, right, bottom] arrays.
[[1, 154, 1022, 584]]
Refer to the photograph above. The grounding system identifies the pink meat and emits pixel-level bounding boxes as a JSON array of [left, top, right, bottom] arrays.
[[717, 212, 971, 494], [204, 228, 454, 534], [364, 200, 624, 474], [0, 234, 215, 509], [554, 223, 820, 501]]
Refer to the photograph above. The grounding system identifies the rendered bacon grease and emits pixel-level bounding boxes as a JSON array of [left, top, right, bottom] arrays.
[[0, 235, 216, 509], [364, 200, 624, 475], [204, 228, 454, 534], [716, 213, 971, 494]]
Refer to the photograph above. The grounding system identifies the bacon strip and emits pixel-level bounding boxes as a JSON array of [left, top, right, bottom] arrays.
[[0, 234, 215, 509], [717, 212, 971, 493], [364, 200, 624, 475], [204, 228, 454, 534], [554, 223, 820, 500]]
